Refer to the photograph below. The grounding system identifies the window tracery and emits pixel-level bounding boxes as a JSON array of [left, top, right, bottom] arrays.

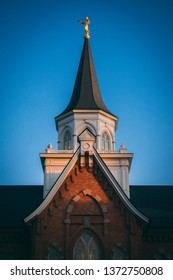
[[73, 231, 101, 260], [64, 130, 72, 150], [101, 131, 110, 150]]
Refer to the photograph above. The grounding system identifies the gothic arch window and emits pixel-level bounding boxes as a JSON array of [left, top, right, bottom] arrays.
[[64, 130, 72, 150], [101, 131, 110, 150], [73, 231, 102, 260]]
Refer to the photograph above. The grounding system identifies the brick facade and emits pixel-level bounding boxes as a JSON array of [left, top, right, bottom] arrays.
[[30, 156, 145, 260]]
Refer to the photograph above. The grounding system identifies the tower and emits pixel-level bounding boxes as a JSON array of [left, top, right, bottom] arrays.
[[25, 18, 148, 260], [41, 20, 133, 198]]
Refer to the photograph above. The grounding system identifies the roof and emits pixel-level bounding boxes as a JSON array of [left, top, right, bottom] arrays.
[[130, 185, 173, 228], [58, 39, 115, 117], [0, 185, 43, 227], [0, 182, 172, 228]]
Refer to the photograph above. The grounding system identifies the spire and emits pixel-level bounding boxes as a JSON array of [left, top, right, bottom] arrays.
[[60, 38, 112, 116]]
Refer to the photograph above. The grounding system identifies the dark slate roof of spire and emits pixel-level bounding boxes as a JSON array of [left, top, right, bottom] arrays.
[[59, 39, 114, 116]]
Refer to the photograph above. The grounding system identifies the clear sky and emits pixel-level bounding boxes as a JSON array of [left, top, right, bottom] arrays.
[[0, 0, 173, 186]]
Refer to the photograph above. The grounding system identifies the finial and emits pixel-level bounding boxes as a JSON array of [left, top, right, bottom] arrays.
[[80, 16, 90, 39]]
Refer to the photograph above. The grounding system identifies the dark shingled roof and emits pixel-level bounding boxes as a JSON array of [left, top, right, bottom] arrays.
[[0, 185, 43, 227], [130, 185, 173, 228], [59, 39, 114, 117]]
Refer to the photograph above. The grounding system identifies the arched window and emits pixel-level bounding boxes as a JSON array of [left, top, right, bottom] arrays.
[[64, 131, 71, 150], [101, 131, 110, 150], [73, 231, 102, 260]]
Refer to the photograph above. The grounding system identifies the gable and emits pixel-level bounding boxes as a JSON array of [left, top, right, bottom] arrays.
[[25, 149, 148, 226], [28, 152, 148, 259]]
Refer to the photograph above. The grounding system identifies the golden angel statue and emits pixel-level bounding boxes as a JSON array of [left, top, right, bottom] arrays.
[[80, 17, 90, 39]]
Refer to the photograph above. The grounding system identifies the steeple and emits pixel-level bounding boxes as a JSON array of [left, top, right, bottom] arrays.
[[44, 20, 133, 199], [55, 22, 118, 153], [59, 38, 113, 116]]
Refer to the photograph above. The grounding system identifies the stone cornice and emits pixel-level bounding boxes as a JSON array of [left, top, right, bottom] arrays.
[[55, 109, 118, 122]]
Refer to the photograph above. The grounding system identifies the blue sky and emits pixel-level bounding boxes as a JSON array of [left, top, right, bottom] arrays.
[[0, 0, 173, 186]]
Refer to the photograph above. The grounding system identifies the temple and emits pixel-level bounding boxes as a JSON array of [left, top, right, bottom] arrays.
[[0, 20, 173, 259]]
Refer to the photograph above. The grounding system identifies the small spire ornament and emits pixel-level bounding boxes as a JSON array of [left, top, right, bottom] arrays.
[[80, 16, 90, 39]]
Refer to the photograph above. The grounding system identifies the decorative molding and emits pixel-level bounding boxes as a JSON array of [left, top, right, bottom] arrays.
[[64, 219, 70, 224], [67, 205, 73, 213], [73, 195, 80, 202], [83, 189, 91, 195], [95, 194, 101, 202]]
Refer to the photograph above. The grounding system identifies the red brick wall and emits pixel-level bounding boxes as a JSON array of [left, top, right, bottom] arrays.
[[32, 159, 145, 259]]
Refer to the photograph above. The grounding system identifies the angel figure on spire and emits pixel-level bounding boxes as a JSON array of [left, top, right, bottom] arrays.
[[80, 16, 90, 39]]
